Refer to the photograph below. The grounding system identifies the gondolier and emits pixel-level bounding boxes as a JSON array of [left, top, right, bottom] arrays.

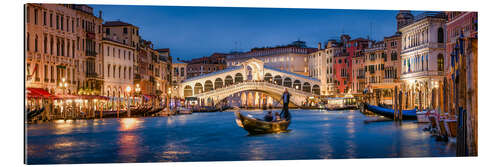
[[280, 88, 291, 121]]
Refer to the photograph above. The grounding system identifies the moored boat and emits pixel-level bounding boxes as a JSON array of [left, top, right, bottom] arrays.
[[27, 107, 45, 120], [416, 110, 435, 123], [177, 107, 192, 115], [444, 119, 457, 137], [365, 103, 417, 120], [234, 111, 290, 134]]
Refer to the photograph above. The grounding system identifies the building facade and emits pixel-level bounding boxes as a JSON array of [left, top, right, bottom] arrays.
[[25, 4, 104, 95], [101, 38, 134, 99], [185, 53, 227, 78], [400, 12, 447, 109], [308, 40, 342, 96], [103, 20, 140, 48], [226, 41, 317, 76], [157, 48, 173, 102], [172, 59, 188, 98], [351, 49, 366, 94]]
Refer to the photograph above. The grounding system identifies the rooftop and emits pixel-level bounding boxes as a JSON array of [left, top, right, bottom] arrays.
[[103, 20, 137, 27]]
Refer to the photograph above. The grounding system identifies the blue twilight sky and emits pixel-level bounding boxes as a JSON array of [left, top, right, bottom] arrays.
[[90, 5, 422, 60]]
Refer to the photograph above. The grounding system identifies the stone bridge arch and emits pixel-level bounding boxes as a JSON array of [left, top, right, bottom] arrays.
[[196, 82, 317, 107]]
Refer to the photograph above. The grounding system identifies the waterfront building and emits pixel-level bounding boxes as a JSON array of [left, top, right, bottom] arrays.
[[101, 38, 134, 99], [185, 53, 227, 78], [25, 4, 104, 95], [351, 49, 366, 94], [340, 36, 370, 95], [226, 40, 317, 76], [102, 20, 140, 48], [134, 39, 158, 98], [156, 48, 173, 102], [399, 11, 447, 109], [308, 40, 341, 96], [172, 59, 188, 98], [363, 41, 386, 98]]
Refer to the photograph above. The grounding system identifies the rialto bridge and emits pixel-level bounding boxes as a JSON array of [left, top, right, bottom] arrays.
[[179, 58, 321, 106]]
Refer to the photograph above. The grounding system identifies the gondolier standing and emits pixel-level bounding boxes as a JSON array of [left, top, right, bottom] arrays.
[[280, 88, 291, 120]]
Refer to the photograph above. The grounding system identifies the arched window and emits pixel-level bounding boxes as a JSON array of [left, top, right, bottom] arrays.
[[204, 80, 214, 92], [437, 27, 444, 43], [214, 78, 223, 89], [437, 54, 444, 71], [184, 85, 193, 97]]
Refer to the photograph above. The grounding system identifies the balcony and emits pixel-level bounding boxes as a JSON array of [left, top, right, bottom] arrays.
[[401, 70, 445, 80], [86, 32, 96, 39], [86, 50, 97, 57], [134, 74, 142, 80], [402, 42, 445, 54], [86, 72, 98, 78]]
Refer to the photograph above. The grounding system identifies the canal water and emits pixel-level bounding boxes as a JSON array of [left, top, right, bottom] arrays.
[[26, 109, 455, 164]]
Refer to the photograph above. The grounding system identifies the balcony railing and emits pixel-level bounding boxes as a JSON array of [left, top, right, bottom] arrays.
[[86, 50, 97, 57], [86, 72, 98, 78], [402, 43, 445, 54], [401, 70, 445, 79], [134, 74, 142, 80]]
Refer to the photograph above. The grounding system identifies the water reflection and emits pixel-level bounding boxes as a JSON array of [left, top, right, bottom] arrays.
[[119, 118, 142, 131], [26, 110, 456, 164], [118, 133, 140, 162]]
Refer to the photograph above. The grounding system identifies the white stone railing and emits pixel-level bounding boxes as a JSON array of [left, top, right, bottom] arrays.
[[196, 81, 315, 97]]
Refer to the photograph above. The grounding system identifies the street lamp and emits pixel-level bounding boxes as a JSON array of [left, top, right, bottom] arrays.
[[167, 87, 172, 112], [135, 84, 141, 106], [126, 86, 132, 117], [58, 77, 69, 118], [59, 77, 68, 95]]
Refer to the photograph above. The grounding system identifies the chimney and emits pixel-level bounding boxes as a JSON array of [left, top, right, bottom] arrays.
[[99, 10, 102, 19], [317, 42, 322, 50]]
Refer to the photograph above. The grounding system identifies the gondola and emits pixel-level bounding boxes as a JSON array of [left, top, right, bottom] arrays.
[[27, 107, 44, 120], [326, 105, 358, 111], [145, 107, 163, 116], [234, 111, 291, 134], [364, 103, 417, 120], [130, 106, 148, 116], [100, 110, 127, 118]]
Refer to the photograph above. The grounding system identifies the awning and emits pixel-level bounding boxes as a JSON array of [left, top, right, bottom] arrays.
[[26, 88, 54, 99], [80, 95, 109, 100], [53, 94, 79, 100]]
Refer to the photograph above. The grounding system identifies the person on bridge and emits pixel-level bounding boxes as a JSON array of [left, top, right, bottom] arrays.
[[279, 88, 291, 121]]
